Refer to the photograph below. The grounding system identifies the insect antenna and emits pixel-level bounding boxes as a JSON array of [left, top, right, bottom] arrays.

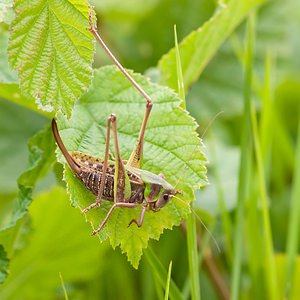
[[174, 111, 223, 189], [172, 195, 221, 253]]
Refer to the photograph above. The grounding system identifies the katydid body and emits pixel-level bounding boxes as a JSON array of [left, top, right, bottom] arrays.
[[51, 7, 181, 235], [52, 117, 181, 235], [65, 151, 146, 204]]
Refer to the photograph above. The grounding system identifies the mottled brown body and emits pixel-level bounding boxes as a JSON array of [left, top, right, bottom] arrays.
[[70, 151, 145, 204]]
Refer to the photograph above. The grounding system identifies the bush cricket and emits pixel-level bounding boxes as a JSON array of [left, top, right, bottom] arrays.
[[52, 6, 219, 250], [52, 112, 220, 249], [52, 6, 184, 236]]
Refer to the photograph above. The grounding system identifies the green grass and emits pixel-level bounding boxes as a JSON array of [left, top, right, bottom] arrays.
[[285, 106, 300, 299], [174, 23, 201, 300], [231, 13, 255, 300], [1, 1, 300, 299], [59, 272, 69, 300], [165, 260, 172, 300]]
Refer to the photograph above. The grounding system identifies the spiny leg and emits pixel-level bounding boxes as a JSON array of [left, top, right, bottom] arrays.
[[109, 103, 153, 169], [126, 101, 152, 168], [92, 202, 139, 235], [88, 6, 153, 107], [91, 114, 134, 235], [81, 115, 114, 213], [88, 6, 153, 169]]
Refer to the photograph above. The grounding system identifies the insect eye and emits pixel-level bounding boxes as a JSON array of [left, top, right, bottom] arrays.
[[163, 194, 169, 201]]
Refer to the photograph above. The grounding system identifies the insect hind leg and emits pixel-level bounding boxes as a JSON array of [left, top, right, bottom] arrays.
[[81, 114, 115, 213]]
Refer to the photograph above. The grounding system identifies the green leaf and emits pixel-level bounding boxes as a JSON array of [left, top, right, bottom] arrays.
[[56, 66, 207, 268], [0, 99, 48, 194], [0, 245, 9, 284], [0, 83, 49, 115], [144, 248, 184, 300], [0, 187, 105, 298], [158, 0, 267, 91], [1, 123, 56, 232], [186, 0, 291, 123], [0, 124, 55, 279], [8, 0, 95, 116]]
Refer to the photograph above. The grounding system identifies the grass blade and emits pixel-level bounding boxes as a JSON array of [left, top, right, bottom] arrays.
[[165, 260, 173, 300], [144, 248, 184, 300], [159, 0, 268, 91], [174, 25, 185, 106], [59, 272, 69, 300], [186, 213, 201, 300], [174, 23, 201, 300], [251, 101, 278, 299], [285, 117, 300, 298], [230, 13, 255, 300], [154, 278, 165, 300]]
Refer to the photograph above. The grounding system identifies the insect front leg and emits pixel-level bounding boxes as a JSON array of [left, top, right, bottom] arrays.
[[128, 182, 162, 228], [128, 201, 147, 228], [92, 202, 139, 235]]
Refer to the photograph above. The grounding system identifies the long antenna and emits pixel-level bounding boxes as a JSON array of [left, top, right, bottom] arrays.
[[174, 111, 223, 188], [173, 195, 220, 253]]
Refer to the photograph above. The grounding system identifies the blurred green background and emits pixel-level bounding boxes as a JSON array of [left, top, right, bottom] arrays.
[[1, 0, 300, 299]]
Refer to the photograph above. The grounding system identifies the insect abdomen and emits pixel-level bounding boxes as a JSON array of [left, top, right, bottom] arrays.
[[69, 151, 145, 203], [78, 170, 114, 200], [77, 167, 145, 204]]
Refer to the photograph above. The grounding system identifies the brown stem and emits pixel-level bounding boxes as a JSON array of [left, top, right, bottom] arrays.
[[202, 249, 230, 300]]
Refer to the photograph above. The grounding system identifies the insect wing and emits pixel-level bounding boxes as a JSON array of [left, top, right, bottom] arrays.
[[126, 166, 174, 190]]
